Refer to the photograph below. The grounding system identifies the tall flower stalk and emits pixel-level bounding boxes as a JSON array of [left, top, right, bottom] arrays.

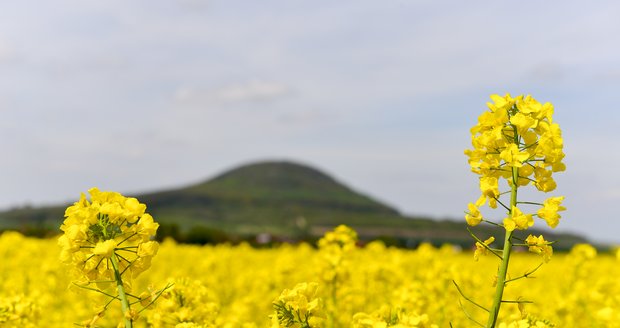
[[58, 188, 170, 327], [461, 94, 566, 327]]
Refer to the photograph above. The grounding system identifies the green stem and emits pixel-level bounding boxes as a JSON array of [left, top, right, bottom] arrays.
[[486, 127, 519, 328], [110, 253, 132, 328], [486, 228, 513, 327]]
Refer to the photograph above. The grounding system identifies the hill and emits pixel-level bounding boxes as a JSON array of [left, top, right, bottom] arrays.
[[138, 161, 405, 234], [0, 160, 587, 249]]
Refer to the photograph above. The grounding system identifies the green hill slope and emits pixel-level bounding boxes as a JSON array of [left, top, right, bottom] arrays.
[[138, 161, 407, 236], [0, 160, 587, 249]]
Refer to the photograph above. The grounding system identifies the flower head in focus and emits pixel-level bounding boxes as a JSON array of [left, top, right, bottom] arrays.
[[465, 94, 566, 233], [58, 188, 160, 287]]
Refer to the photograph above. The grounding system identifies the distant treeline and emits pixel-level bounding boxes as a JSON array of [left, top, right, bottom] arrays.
[[2, 223, 475, 249], [1, 223, 601, 252]]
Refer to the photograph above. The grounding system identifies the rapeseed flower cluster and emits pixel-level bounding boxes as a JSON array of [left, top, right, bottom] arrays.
[[271, 282, 325, 328], [58, 188, 165, 327], [58, 188, 159, 285], [462, 94, 567, 327], [464, 94, 565, 235]]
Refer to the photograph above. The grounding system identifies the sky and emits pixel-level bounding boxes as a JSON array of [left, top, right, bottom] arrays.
[[1, 1, 619, 243]]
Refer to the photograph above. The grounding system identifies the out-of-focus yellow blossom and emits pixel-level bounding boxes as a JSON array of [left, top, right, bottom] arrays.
[[474, 236, 495, 261], [595, 307, 620, 326], [137, 241, 159, 257], [316, 225, 358, 326], [0, 294, 38, 328], [147, 278, 219, 327], [498, 320, 552, 328], [570, 243, 597, 260], [80, 309, 104, 328], [272, 282, 325, 328], [317, 224, 357, 283], [352, 305, 438, 328], [352, 313, 389, 328], [396, 312, 437, 328], [537, 197, 565, 228], [498, 313, 556, 328], [174, 323, 206, 328], [318, 224, 357, 251]]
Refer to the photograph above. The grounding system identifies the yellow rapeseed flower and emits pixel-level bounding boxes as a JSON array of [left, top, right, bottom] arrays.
[[525, 234, 553, 262], [500, 144, 530, 168], [474, 236, 495, 261], [93, 239, 118, 258], [510, 112, 537, 136], [537, 196, 565, 228], [59, 188, 160, 284], [503, 207, 533, 232], [465, 203, 483, 226], [465, 94, 565, 232]]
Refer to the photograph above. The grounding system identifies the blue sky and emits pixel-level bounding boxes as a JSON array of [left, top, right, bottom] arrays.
[[1, 1, 619, 243]]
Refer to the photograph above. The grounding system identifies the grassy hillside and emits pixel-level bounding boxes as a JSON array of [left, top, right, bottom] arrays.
[[138, 161, 409, 235], [0, 160, 588, 249]]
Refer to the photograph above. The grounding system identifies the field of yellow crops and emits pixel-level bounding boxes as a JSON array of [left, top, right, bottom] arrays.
[[1, 229, 619, 328]]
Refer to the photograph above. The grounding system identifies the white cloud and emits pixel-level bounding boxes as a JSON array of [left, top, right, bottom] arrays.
[[174, 80, 291, 106]]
